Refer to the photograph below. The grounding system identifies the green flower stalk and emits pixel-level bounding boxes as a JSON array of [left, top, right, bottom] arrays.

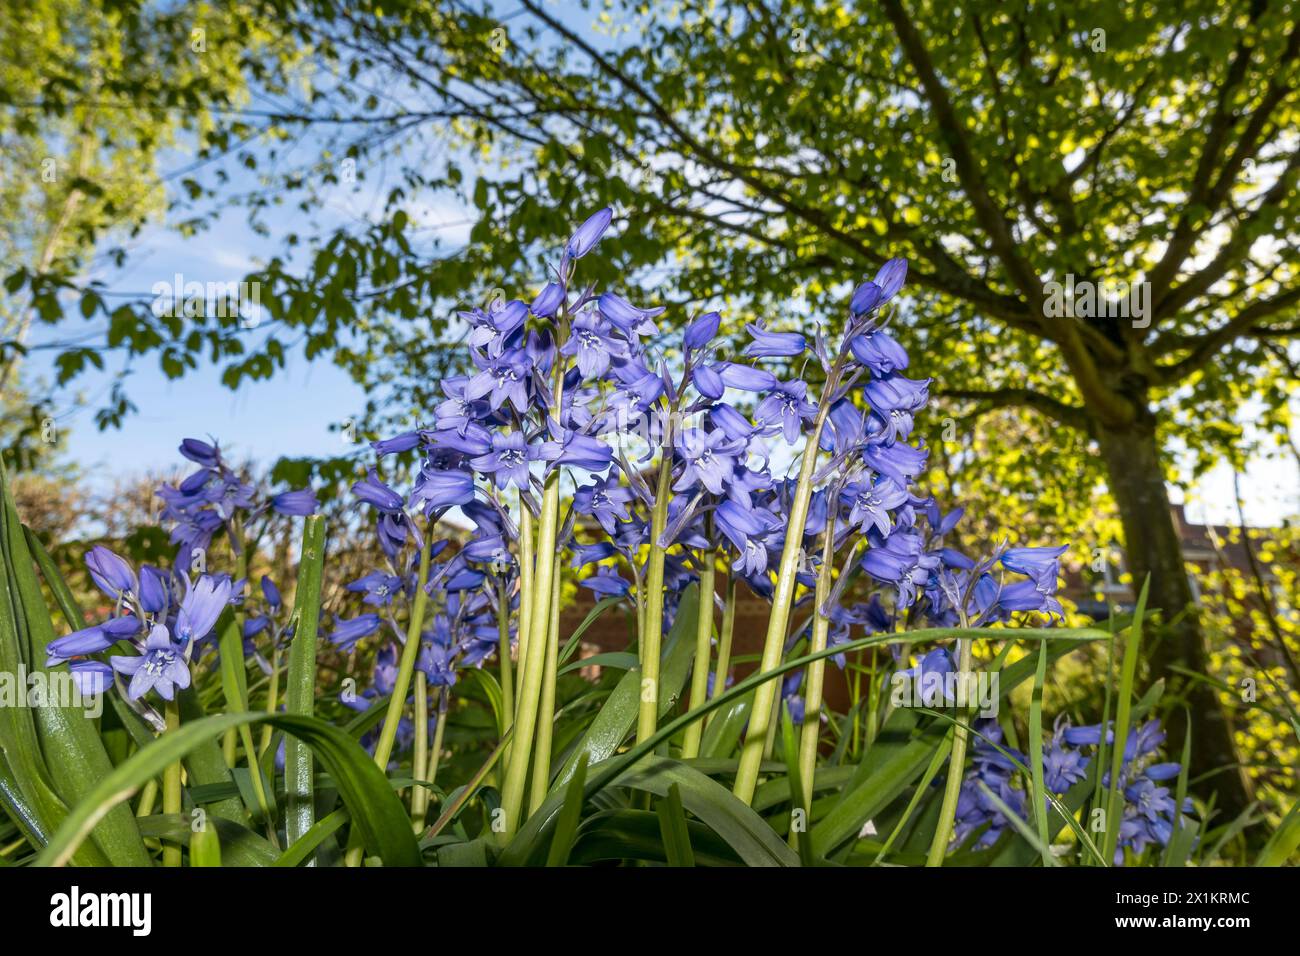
[[681, 548, 717, 759], [500, 362, 566, 838], [162, 697, 182, 867], [732, 358, 846, 805], [496, 577, 515, 739], [371, 533, 434, 773], [636, 417, 675, 746], [411, 671, 431, 825], [706, 573, 738, 730], [797, 513, 838, 810], [925, 635, 974, 866], [529, 567, 562, 812]]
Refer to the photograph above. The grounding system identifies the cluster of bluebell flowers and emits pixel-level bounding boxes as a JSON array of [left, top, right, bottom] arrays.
[[947, 705, 1192, 862], [46, 439, 316, 722]]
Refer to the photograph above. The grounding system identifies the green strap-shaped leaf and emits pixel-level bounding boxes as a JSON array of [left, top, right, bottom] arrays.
[[0, 462, 148, 865], [283, 515, 327, 848], [36, 712, 422, 867]]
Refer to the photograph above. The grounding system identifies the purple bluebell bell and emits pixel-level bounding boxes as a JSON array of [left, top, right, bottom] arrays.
[[580, 566, 632, 597], [673, 427, 746, 496], [849, 329, 909, 374], [755, 379, 818, 444], [566, 208, 613, 260], [353, 471, 405, 513], [179, 438, 221, 468], [684, 311, 721, 351], [272, 487, 318, 516], [47, 615, 142, 664], [742, 323, 805, 359], [329, 614, 382, 652], [561, 312, 629, 379], [111, 623, 191, 702], [597, 292, 663, 337], [465, 349, 532, 412], [139, 566, 171, 615], [174, 575, 233, 646], [372, 431, 422, 456], [86, 546, 136, 602], [532, 281, 565, 318]]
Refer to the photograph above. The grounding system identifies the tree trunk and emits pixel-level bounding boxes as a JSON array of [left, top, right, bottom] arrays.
[[1093, 416, 1253, 820]]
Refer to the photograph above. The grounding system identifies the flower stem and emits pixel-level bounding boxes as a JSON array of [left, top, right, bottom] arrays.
[[496, 577, 515, 738], [162, 698, 182, 867], [411, 671, 430, 825], [732, 404, 831, 804], [514, 507, 534, 716], [636, 417, 675, 746], [500, 369, 565, 839], [797, 519, 838, 810], [372, 534, 433, 771], [528, 567, 562, 812], [681, 550, 717, 759], [926, 636, 974, 866], [705, 572, 738, 730], [427, 690, 448, 791], [257, 644, 281, 756]]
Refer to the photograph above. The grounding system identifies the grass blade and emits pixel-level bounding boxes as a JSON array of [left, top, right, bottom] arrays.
[[283, 514, 326, 849]]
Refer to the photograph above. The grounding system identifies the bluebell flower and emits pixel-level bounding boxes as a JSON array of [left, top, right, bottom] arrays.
[[179, 438, 221, 468], [411, 463, 476, 511], [566, 207, 613, 260], [673, 427, 746, 496], [272, 487, 318, 516], [717, 362, 778, 392], [580, 566, 632, 597], [111, 623, 191, 702], [471, 431, 536, 491], [561, 312, 630, 378], [691, 363, 725, 399], [755, 379, 818, 444], [849, 280, 882, 316], [261, 576, 282, 609], [1043, 730, 1091, 793], [715, 499, 783, 577], [861, 530, 940, 609], [597, 292, 663, 337], [86, 545, 136, 602], [848, 328, 909, 374], [552, 430, 613, 473], [742, 323, 806, 359], [68, 660, 114, 697], [353, 471, 405, 513], [139, 566, 172, 615], [347, 571, 405, 606], [574, 476, 634, 536], [873, 257, 908, 302], [684, 311, 720, 351], [464, 348, 532, 412], [842, 476, 909, 537], [863, 439, 929, 485], [417, 635, 459, 687], [47, 615, 141, 664], [329, 613, 383, 652], [371, 431, 422, 456], [532, 281, 565, 318], [175, 575, 233, 646], [1001, 545, 1068, 593]]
